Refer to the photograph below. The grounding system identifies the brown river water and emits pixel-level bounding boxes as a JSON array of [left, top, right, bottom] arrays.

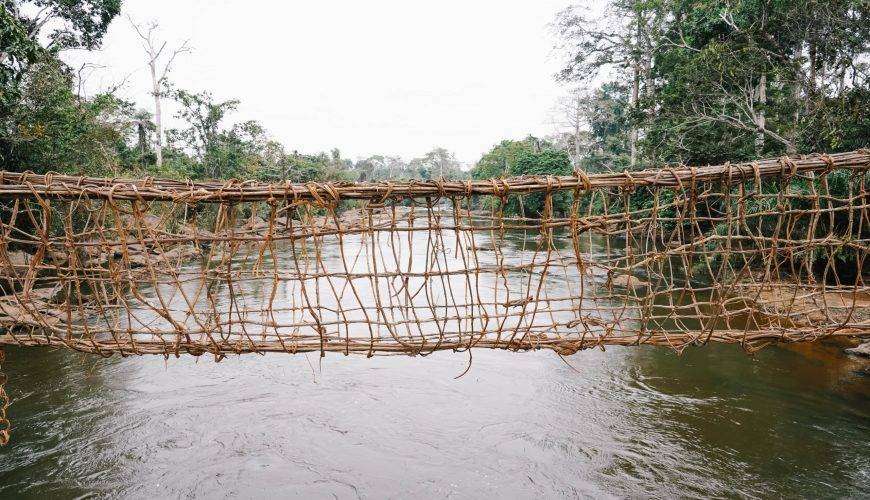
[[0, 228, 869, 498], [0, 340, 868, 498]]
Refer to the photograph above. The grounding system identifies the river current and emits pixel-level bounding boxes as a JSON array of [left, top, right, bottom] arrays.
[[0, 340, 867, 498]]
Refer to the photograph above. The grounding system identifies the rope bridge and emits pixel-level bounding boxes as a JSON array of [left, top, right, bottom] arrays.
[[0, 150, 867, 362], [0, 150, 868, 444]]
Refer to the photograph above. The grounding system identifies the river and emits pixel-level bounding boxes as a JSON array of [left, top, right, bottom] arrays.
[[1, 336, 868, 498], [0, 218, 868, 498]]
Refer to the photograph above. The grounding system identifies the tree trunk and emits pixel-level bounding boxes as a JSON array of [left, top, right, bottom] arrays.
[[790, 36, 805, 154], [808, 40, 817, 112], [573, 94, 582, 168], [629, 6, 641, 168], [788, 79, 800, 155], [754, 73, 766, 156], [837, 66, 846, 94], [137, 124, 147, 155], [149, 61, 163, 168]]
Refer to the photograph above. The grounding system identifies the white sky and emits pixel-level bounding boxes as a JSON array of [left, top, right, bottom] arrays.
[[65, 0, 575, 164]]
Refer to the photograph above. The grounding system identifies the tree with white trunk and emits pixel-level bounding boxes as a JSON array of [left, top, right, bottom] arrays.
[[129, 17, 190, 168], [552, 88, 588, 168]]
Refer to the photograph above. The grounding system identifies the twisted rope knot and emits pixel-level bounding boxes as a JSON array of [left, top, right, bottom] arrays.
[[819, 154, 836, 176], [368, 182, 395, 208], [779, 156, 799, 182], [572, 168, 592, 191], [621, 170, 637, 194]]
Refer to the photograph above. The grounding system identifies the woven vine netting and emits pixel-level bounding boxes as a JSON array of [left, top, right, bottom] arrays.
[[0, 151, 867, 360]]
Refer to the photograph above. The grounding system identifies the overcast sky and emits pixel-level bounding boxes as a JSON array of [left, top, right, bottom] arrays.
[[65, 0, 575, 164]]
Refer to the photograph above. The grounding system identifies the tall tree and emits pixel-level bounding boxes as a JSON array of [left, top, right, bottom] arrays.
[[410, 147, 464, 180], [555, 1, 660, 168], [129, 17, 190, 168], [552, 88, 587, 168], [2, 0, 120, 52], [166, 89, 239, 178], [129, 109, 155, 158]]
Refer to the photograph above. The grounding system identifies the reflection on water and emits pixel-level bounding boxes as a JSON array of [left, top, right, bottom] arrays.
[[0, 342, 867, 498]]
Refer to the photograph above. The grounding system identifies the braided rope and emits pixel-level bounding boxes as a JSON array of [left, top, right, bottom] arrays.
[[0, 150, 865, 361]]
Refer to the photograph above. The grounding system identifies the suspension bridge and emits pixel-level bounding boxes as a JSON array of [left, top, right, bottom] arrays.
[[0, 150, 868, 444]]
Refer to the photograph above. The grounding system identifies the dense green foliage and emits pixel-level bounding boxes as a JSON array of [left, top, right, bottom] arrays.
[[2, 0, 126, 171], [471, 137, 574, 216], [557, 0, 869, 167], [555, 0, 868, 274], [507, 149, 574, 217], [0, 59, 133, 175], [1, 1, 120, 112], [472, 136, 547, 179], [577, 83, 632, 172]]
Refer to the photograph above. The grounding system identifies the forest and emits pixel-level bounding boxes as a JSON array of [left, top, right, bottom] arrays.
[[1, 1, 868, 199]]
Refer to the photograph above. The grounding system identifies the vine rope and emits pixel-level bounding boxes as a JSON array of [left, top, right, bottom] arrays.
[[0, 150, 865, 360]]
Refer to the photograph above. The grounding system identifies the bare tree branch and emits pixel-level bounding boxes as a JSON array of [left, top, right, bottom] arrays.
[[128, 15, 192, 168]]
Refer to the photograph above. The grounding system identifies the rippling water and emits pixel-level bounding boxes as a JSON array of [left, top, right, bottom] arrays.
[[0, 341, 868, 498]]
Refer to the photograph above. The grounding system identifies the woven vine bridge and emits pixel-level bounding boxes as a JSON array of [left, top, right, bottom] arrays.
[[0, 150, 867, 361]]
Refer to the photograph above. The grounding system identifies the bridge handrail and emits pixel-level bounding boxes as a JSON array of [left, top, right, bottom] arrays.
[[0, 150, 865, 202]]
